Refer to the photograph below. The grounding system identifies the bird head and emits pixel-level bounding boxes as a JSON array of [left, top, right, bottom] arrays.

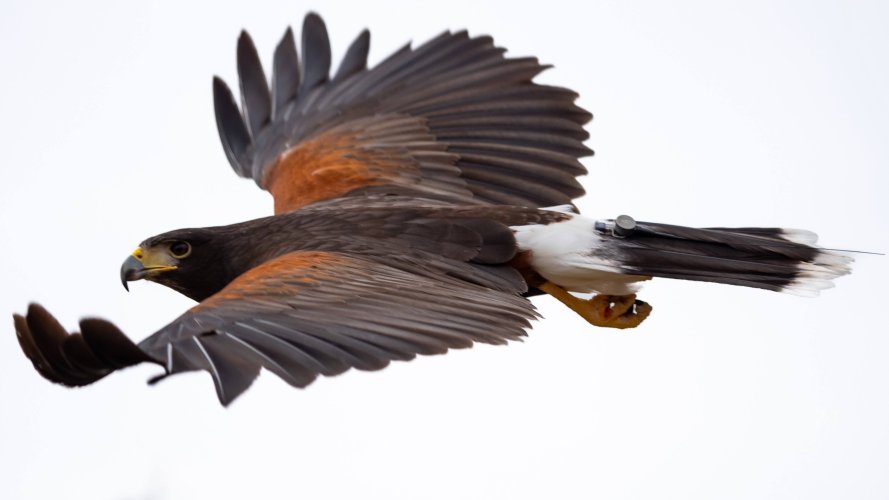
[[121, 228, 233, 302]]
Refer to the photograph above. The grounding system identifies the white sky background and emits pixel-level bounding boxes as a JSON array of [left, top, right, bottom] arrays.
[[1, 1, 887, 499]]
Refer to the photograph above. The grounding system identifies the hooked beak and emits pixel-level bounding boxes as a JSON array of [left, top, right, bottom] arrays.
[[120, 255, 144, 291], [120, 248, 177, 291]]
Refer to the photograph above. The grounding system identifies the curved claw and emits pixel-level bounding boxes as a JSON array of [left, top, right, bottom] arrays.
[[539, 282, 653, 329]]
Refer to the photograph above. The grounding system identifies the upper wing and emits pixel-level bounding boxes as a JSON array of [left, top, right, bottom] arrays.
[[215, 13, 592, 214], [15, 250, 535, 406]]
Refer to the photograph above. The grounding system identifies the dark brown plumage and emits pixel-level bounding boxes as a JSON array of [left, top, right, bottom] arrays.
[[14, 13, 851, 406]]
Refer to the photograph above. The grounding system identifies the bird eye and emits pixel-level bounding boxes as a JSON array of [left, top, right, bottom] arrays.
[[169, 241, 191, 258]]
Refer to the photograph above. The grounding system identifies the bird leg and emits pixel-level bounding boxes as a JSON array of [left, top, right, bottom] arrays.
[[538, 281, 652, 329]]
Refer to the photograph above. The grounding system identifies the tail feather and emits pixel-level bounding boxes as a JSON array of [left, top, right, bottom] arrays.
[[613, 222, 852, 295]]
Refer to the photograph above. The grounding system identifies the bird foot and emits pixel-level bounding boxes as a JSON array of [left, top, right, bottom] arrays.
[[539, 282, 652, 329]]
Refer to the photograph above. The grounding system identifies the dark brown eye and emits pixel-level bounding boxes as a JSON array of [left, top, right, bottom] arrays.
[[169, 241, 191, 258]]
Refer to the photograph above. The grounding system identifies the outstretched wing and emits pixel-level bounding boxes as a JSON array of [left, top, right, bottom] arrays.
[[215, 13, 592, 214], [15, 250, 536, 406]]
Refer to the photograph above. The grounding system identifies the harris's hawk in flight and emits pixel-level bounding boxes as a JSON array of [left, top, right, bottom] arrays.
[[14, 13, 852, 405]]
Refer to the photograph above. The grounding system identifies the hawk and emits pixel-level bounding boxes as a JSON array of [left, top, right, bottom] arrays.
[[13, 13, 851, 406]]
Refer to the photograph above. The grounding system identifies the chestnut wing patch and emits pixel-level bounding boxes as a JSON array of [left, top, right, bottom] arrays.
[[261, 115, 473, 214]]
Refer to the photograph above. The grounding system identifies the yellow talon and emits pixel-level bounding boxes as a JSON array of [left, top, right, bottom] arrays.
[[539, 281, 652, 329]]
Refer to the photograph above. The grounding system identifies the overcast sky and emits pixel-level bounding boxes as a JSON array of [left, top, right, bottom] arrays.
[[1, 1, 887, 499]]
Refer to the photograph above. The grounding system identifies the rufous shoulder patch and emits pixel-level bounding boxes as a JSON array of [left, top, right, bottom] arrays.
[[194, 251, 349, 311]]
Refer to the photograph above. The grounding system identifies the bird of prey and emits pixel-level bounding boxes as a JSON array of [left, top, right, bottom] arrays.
[[13, 13, 852, 406]]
